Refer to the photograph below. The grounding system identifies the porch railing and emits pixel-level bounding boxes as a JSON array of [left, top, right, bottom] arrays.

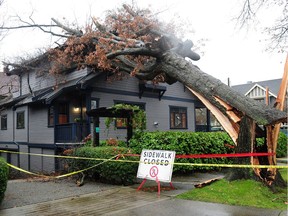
[[55, 123, 89, 143]]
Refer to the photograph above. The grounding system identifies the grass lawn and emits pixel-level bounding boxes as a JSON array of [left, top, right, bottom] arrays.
[[177, 169, 287, 210]]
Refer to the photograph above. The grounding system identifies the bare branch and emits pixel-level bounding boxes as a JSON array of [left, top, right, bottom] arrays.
[[0, 24, 58, 30], [235, 0, 288, 52], [51, 18, 83, 37]]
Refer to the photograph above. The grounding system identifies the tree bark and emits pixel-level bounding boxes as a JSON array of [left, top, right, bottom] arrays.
[[157, 51, 287, 187], [159, 51, 287, 126], [225, 116, 255, 181]]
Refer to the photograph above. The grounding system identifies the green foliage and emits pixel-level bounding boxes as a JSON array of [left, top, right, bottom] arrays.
[[0, 157, 9, 204], [104, 104, 146, 132], [129, 131, 235, 173], [276, 132, 288, 158], [66, 146, 138, 185], [177, 178, 287, 210], [279, 169, 287, 182], [256, 132, 288, 158]]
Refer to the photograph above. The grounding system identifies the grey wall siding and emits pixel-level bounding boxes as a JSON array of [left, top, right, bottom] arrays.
[[20, 68, 89, 95], [90, 75, 197, 141], [42, 149, 56, 173], [32, 72, 57, 91], [29, 106, 54, 144], [29, 148, 42, 172], [20, 73, 29, 95], [19, 145, 29, 170], [0, 109, 14, 141], [29, 148, 55, 172], [0, 151, 19, 167]]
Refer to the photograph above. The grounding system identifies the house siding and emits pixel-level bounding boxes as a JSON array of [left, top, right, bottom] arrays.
[[29, 105, 54, 144], [18, 68, 89, 96], [0, 109, 14, 141], [90, 74, 197, 140], [1, 68, 201, 173]]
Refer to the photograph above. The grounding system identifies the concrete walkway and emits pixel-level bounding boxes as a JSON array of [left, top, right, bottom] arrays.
[[0, 186, 286, 216], [0, 172, 287, 216]]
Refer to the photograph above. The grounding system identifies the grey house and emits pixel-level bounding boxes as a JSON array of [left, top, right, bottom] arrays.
[[232, 78, 287, 135], [232, 79, 282, 105], [0, 56, 214, 173]]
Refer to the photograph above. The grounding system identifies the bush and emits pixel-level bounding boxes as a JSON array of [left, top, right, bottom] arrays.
[[129, 131, 235, 173], [0, 157, 9, 204], [276, 132, 288, 158], [66, 146, 138, 185], [256, 132, 287, 158]]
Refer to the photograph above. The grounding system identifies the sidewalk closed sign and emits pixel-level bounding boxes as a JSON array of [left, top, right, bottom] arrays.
[[137, 149, 176, 182]]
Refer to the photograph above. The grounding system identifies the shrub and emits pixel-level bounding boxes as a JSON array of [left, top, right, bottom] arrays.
[[0, 157, 9, 204], [66, 146, 138, 185], [129, 131, 235, 173], [256, 132, 287, 158], [276, 132, 288, 158]]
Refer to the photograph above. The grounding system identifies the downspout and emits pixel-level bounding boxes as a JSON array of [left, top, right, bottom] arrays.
[[27, 106, 29, 144], [12, 106, 20, 167]]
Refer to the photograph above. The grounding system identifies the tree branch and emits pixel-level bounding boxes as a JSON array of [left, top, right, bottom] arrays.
[[0, 24, 58, 30], [106, 47, 161, 59], [51, 18, 83, 37]]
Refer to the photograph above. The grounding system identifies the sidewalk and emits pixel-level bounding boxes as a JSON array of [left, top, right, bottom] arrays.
[[0, 171, 286, 216]]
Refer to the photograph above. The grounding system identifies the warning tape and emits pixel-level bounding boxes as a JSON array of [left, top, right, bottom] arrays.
[[0, 150, 276, 160], [0, 149, 110, 161], [1, 149, 287, 179], [110, 159, 288, 169], [6, 155, 118, 179]]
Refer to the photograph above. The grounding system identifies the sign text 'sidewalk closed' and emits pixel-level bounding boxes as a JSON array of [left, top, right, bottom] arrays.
[[137, 149, 176, 182]]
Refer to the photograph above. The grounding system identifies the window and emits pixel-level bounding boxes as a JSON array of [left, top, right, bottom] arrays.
[[170, 106, 187, 129], [195, 107, 207, 132], [48, 106, 54, 126], [1, 114, 7, 130], [58, 103, 69, 124], [114, 101, 145, 129], [91, 99, 98, 110], [16, 111, 25, 129]]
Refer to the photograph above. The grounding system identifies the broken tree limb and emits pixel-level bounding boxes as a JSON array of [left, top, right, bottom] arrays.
[[194, 177, 222, 188]]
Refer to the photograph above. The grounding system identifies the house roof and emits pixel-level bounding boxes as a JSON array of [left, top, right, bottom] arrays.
[[232, 79, 282, 97], [0, 71, 101, 108]]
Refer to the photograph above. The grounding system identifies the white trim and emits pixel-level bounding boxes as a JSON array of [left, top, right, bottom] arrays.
[[244, 83, 277, 98]]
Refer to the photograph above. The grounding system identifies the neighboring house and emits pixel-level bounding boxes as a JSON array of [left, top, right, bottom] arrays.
[[232, 79, 282, 105], [0, 56, 214, 173], [232, 78, 288, 134]]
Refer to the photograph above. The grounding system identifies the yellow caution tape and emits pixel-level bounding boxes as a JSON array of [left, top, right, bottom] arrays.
[[0, 149, 106, 161], [0, 150, 288, 178], [111, 159, 288, 169], [7, 155, 118, 179]]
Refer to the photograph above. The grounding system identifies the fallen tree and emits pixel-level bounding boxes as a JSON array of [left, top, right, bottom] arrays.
[[3, 4, 287, 187]]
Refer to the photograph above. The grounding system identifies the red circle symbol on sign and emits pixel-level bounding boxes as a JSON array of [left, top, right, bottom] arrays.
[[149, 166, 159, 177]]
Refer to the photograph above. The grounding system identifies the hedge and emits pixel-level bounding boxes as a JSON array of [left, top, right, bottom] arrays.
[[0, 157, 9, 204], [256, 132, 288, 158], [129, 131, 235, 173], [65, 146, 138, 185], [129, 131, 287, 173]]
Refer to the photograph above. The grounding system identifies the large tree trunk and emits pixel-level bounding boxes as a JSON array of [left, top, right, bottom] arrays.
[[225, 116, 256, 181], [159, 51, 287, 187], [160, 51, 286, 126]]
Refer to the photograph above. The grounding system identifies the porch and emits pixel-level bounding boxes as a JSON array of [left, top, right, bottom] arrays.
[[55, 123, 90, 143]]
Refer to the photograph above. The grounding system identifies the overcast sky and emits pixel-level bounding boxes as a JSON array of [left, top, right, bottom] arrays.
[[0, 0, 286, 86]]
